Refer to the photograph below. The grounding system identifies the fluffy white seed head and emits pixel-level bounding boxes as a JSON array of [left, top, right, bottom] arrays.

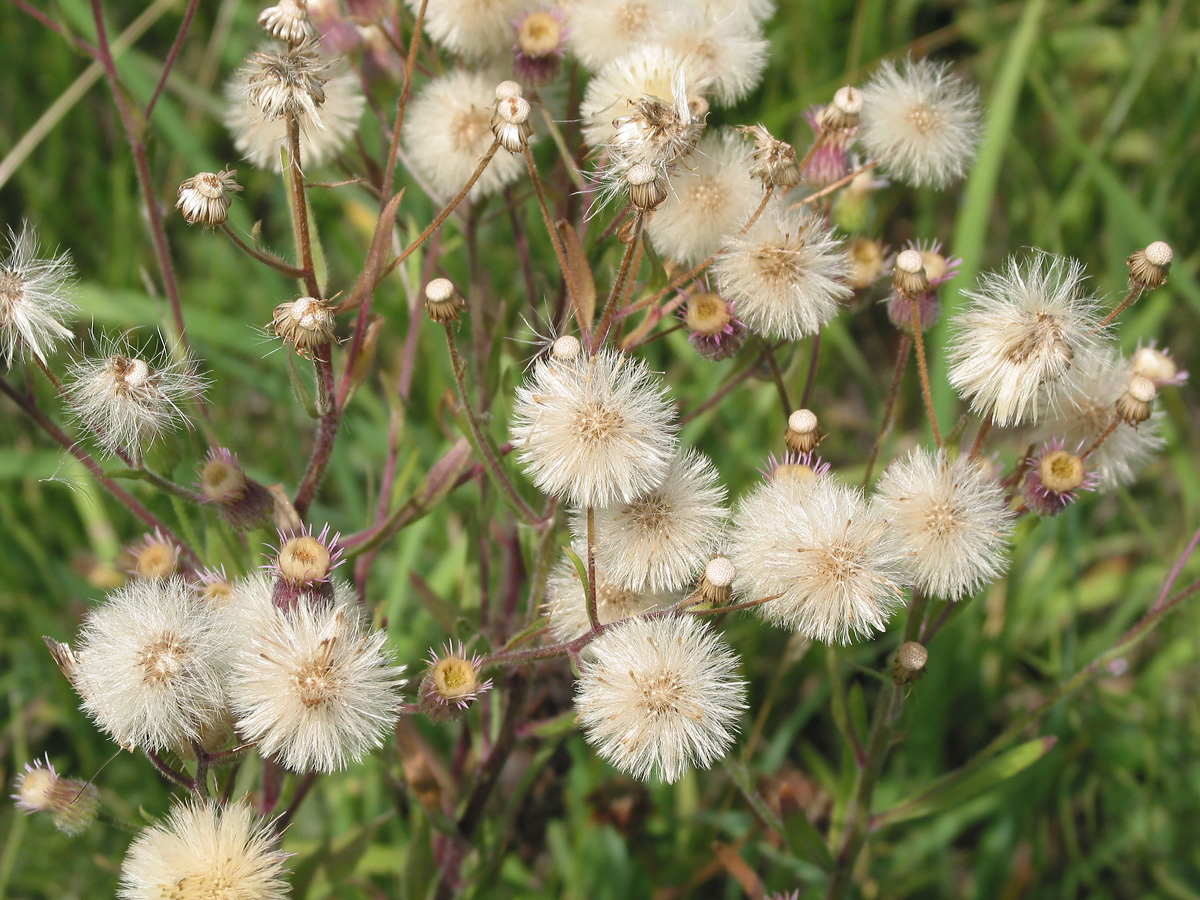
[[729, 476, 906, 644], [67, 335, 206, 461], [572, 448, 728, 593], [406, 0, 529, 58], [575, 614, 746, 783], [404, 69, 525, 201], [0, 222, 76, 366], [511, 348, 679, 509], [947, 252, 1108, 427], [544, 558, 678, 642], [118, 800, 290, 900], [581, 44, 701, 150], [858, 57, 981, 188], [73, 577, 231, 752], [564, 0, 673, 71], [1034, 348, 1165, 489], [645, 8, 769, 105], [225, 575, 405, 772], [874, 448, 1013, 601], [646, 129, 761, 266], [713, 201, 851, 341], [227, 65, 364, 172]]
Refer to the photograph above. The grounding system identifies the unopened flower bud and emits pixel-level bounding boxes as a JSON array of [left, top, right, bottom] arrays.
[[695, 556, 736, 606], [13, 757, 101, 835], [685, 292, 746, 361], [784, 408, 824, 454], [819, 86, 863, 131], [198, 448, 273, 532], [891, 641, 928, 685], [626, 163, 668, 211], [271, 297, 336, 358], [1115, 375, 1156, 426], [424, 277, 465, 324], [176, 170, 241, 226], [892, 248, 929, 297], [1127, 241, 1172, 290], [418, 642, 491, 723]]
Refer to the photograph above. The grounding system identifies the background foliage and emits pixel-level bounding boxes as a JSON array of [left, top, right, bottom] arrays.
[[1, 0, 1198, 897]]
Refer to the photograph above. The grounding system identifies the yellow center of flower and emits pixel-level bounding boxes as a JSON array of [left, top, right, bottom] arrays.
[[517, 12, 561, 56], [277, 535, 331, 584], [201, 458, 247, 503], [136, 542, 178, 579], [575, 402, 625, 445], [1041, 450, 1085, 494], [686, 293, 731, 336], [294, 638, 339, 708], [774, 462, 815, 484], [433, 656, 478, 701], [139, 632, 187, 684]]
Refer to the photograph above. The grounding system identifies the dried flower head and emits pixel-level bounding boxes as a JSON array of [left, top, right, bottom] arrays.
[[646, 129, 761, 265], [491, 91, 534, 153], [241, 42, 330, 124], [695, 555, 736, 605], [118, 800, 290, 900], [227, 66, 364, 172], [197, 448, 274, 532], [713, 202, 851, 341], [176, 169, 241, 227], [67, 336, 206, 462], [801, 105, 855, 187], [859, 57, 981, 188], [418, 641, 492, 722], [512, 348, 679, 509], [0, 222, 76, 366], [12, 756, 100, 835], [819, 85, 864, 131], [424, 277, 465, 324], [573, 448, 727, 594], [784, 408, 823, 454], [1022, 439, 1098, 515], [892, 641, 928, 685], [72, 577, 231, 752], [683, 291, 747, 361], [729, 476, 906, 644], [576, 613, 746, 783], [947, 252, 1107, 427], [258, 0, 318, 44], [581, 44, 701, 151], [1126, 241, 1172, 290], [271, 296, 337, 357], [227, 582, 405, 772], [513, 7, 567, 84], [1115, 374, 1157, 426], [875, 448, 1013, 601], [740, 123, 801, 188], [545, 557, 678, 642], [405, 69, 525, 200], [1130, 340, 1187, 388]]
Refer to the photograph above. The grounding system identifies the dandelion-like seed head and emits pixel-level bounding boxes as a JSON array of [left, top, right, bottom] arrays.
[[176, 170, 242, 227], [646, 8, 768, 106], [713, 202, 851, 341], [418, 641, 492, 722], [258, 0, 318, 45], [0, 222, 76, 366], [564, 0, 670, 71], [575, 614, 747, 783], [118, 800, 290, 900], [12, 756, 100, 835], [729, 476, 906, 644], [947, 252, 1107, 427], [512, 348, 679, 509], [73, 577, 231, 753], [875, 448, 1013, 601], [582, 44, 702, 151], [241, 42, 329, 125], [408, 0, 531, 59], [858, 56, 981, 188]]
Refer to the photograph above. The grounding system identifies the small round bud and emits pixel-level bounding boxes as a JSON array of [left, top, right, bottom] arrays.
[[784, 408, 824, 454], [13, 758, 101, 836], [492, 95, 533, 152], [200, 451, 247, 504], [176, 170, 241, 226], [695, 555, 736, 606], [495, 80, 523, 101], [418, 642, 492, 723], [516, 11, 563, 57], [1115, 375, 1156, 426], [819, 86, 863, 131], [1127, 241, 1172, 290], [892, 641, 928, 685], [271, 297, 336, 358], [424, 278, 465, 324], [550, 334, 582, 361], [625, 163, 668, 211], [257, 0, 318, 44], [685, 293, 733, 337], [892, 248, 929, 297]]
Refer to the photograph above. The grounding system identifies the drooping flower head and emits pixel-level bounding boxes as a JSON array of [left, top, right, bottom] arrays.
[[197, 448, 274, 533], [118, 800, 290, 900], [0, 222, 76, 366], [512, 348, 679, 509], [874, 448, 1013, 601], [575, 613, 747, 783], [947, 252, 1108, 427], [176, 169, 242, 227], [858, 56, 981, 188], [12, 756, 100, 835], [729, 476, 906, 644]]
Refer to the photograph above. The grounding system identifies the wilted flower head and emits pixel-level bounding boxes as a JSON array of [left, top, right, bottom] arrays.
[[713, 202, 851, 341], [240, 42, 330, 124], [803, 105, 856, 187], [271, 296, 337, 357], [512, 348, 679, 509], [226, 578, 405, 772], [581, 44, 701, 151], [729, 476, 906, 644], [740, 123, 801, 188], [1126, 240, 1172, 291], [875, 448, 1013, 601], [784, 408, 823, 454], [545, 557, 678, 642], [646, 129, 761, 266], [66, 334, 206, 462], [575, 613, 746, 782], [948, 252, 1107, 427], [72, 577, 231, 752], [418, 641, 492, 722], [176, 169, 241, 227], [0, 222, 76, 366], [118, 800, 290, 900], [573, 448, 728, 593], [12, 756, 100, 835], [226, 65, 363, 172], [404, 69, 526, 200], [258, 0, 318, 44], [858, 56, 981, 188], [1022, 439, 1098, 515], [491, 86, 534, 154], [885, 239, 960, 333]]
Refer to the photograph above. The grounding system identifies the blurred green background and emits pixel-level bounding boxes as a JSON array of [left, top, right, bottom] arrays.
[[1, 0, 1198, 897]]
